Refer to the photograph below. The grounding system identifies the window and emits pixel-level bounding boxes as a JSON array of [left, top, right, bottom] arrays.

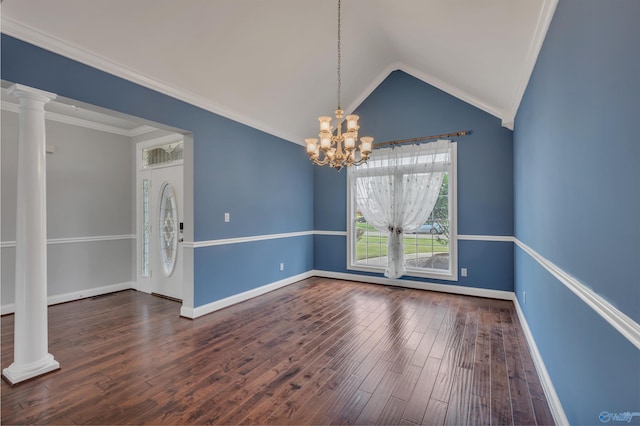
[[158, 182, 178, 277], [142, 179, 150, 278], [347, 143, 457, 280], [143, 141, 183, 168]]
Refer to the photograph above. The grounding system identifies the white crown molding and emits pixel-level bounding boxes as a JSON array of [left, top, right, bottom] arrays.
[[2, 100, 156, 137], [504, 0, 559, 127], [2, 100, 21, 114], [398, 62, 506, 122], [343, 63, 398, 117], [1, 15, 511, 139], [1, 281, 133, 315], [1, 16, 302, 145], [502, 120, 515, 131], [344, 61, 507, 126], [512, 296, 569, 425], [515, 238, 640, 350], [128, 125, 158, 137], [1, 234, 135, 248]]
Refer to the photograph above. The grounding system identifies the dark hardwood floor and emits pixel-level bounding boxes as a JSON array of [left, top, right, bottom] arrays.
[[1, 277, 554, 425]]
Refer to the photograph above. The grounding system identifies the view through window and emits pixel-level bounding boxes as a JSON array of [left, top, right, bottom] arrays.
[[348, 143, 457, 279]]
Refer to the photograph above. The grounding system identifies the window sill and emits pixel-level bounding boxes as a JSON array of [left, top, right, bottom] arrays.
[[348, 263, 458, 282]]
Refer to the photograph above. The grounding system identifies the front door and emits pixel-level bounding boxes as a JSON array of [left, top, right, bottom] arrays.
[[149, 164, 183, 300], [136, 138, 184, 301]]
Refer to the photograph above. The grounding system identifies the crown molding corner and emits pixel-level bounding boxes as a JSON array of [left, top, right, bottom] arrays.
[[506, 0, 559, 126], [344, 62, 401, 116], [502, 119, 515, 130]]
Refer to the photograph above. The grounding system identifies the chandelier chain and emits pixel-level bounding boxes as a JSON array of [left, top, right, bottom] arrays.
[[337, 0, 341, 109], [304, 0, 373, 171]]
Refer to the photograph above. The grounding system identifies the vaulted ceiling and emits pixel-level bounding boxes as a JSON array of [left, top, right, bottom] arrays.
[[1, 0, 557, 144]]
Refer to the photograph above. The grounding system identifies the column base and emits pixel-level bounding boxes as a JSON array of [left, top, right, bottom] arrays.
[[2, 354, 60, 385]]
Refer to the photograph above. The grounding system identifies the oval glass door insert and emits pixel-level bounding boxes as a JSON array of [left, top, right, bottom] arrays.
[[158, 182, 178, 277]]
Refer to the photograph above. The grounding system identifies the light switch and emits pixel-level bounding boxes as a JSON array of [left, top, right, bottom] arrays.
[[224, 213, 230, 222]]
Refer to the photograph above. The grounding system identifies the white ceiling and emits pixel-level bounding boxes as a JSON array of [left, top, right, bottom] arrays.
[[0, 0, 557, 144]]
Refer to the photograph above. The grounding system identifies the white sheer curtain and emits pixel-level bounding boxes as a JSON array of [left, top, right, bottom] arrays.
[[351, 140, 451, 278]]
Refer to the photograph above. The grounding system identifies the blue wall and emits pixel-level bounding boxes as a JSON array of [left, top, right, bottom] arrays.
[[195, 236, 313, 303], [1, 35, 314, 308], [314, 71, 515, 292], [514, 0, 640, 424]]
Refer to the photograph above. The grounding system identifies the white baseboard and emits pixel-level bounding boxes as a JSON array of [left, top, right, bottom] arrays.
[[311, 269, 514, 300], [512, 296, 569, 425], [180, 271, 314, 319], [1, 281, 134, 315]]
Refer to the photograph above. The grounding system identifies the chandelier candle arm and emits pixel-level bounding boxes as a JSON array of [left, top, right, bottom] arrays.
[[304, 0, 373, 171]]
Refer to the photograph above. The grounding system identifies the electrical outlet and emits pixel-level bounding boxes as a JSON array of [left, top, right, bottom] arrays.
[[461, 268, 467, 277], [224, 213, 230, 222], [279, 263, 284, 271]]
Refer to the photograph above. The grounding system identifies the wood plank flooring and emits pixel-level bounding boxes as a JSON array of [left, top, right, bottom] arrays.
[[1, 277, 555, 425]]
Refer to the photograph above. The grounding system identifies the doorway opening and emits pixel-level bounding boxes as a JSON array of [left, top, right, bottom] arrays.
[[1, 81, 194, 314]]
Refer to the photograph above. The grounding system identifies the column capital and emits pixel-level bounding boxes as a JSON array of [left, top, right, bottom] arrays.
[[8, 84, 57, 104]]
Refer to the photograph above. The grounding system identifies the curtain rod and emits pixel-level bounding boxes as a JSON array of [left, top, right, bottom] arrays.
[[373, 130, 470, 148]]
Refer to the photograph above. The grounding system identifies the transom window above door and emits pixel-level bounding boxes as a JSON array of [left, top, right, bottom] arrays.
[[143, 141, 183, 168]]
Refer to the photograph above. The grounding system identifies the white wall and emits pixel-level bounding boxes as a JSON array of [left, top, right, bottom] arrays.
[[1, 110, 135, 309]]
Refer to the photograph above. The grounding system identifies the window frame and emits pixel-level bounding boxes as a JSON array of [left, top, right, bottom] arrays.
[[346, 143, 458, 281]]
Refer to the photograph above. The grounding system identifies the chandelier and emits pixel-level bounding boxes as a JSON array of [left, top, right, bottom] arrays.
[[304, 0, 373, 171]]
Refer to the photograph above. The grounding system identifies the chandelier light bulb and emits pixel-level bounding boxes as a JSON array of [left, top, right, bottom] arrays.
[[305, 138, 318, 155], [320, 132, 332, 149], [360, 137, 373, 154], [346, 115, 359, 132], [319, 117, 332, 132], [344, 131, 356, 149]]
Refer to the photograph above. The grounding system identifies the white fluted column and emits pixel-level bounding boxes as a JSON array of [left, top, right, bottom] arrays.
[[2, 84, 59, 385]]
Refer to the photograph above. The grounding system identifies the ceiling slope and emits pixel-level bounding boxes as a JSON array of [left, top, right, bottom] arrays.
[[0, 0, 558, 143]]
